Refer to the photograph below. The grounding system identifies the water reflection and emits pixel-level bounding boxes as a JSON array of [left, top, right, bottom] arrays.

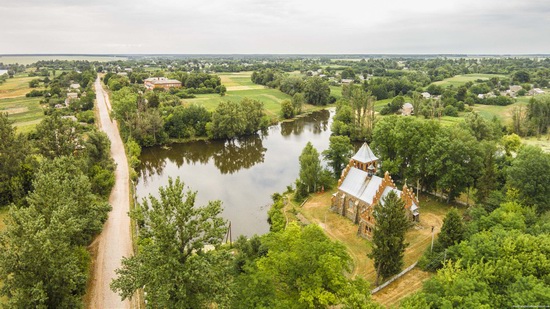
[[136, 108, 334, 237], [280, 109, 330, 136]]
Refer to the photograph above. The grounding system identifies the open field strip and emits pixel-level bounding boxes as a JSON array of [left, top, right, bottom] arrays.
[[431, 73, 507, 88]]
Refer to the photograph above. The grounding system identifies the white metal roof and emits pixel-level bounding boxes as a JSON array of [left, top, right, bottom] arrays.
[[352, 143, 378, 164], [338, 168, 382, 205]]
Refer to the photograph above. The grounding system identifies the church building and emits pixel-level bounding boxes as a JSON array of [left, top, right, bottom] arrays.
[[331, 143, 420, 238]]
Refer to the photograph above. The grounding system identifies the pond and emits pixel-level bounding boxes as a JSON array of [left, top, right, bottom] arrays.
[[136, 108, 334, 237]]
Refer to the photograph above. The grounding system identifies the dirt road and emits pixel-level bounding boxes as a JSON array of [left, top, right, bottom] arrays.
[[87, 77, 132, 309]]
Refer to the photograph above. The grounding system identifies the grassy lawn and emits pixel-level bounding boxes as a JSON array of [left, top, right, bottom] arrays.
[[431, 73, 507, 88], [288, 190, 464, 307], [0, 55, 126, 65]]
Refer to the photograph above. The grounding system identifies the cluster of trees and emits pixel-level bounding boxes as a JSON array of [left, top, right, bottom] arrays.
[[510, 95, 550, 137], [252, 69, 333, 106], [408, 194, 550, 307], [370, 115, 505, 202], [294, 142, 334, 201], [110, 84, 269, 146], [0, 113, 115, 307], [331, 85, 376, 141], [112, 179, 380, 308]]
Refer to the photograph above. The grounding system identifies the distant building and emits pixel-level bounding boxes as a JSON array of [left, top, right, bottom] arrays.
[[341, 79, 354, 84], [69, 83, 80, 90], [331, 143, 420, 239], [402, 102, 414, 116], [421, 92, 431, 99], [509, 85, 522, 93], [65, 92, 79, 107], [144, 77, 182, 90], [529, 88, 545, 96]]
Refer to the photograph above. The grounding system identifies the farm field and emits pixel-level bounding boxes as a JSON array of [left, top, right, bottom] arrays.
[[0, 55, 126, 65], [0, 74, 45, 132], [431, 73, 507, 88], [183, 72, 334, 118], [291, 190, 462, 307]]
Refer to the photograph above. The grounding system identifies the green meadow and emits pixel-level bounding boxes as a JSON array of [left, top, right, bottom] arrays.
[[431, 73, 507, 88], [183, 72, 338, 118], [0, 74, 45, 133]]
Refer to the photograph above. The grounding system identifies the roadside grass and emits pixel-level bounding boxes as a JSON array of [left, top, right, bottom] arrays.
[[0, 55, 126, 65], [290, 190, 462, 307], [431, 73, 507, 88]]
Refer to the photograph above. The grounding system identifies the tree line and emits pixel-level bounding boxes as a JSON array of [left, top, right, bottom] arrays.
[[108, 83, 269, 147], [0, 113, 115, 307]]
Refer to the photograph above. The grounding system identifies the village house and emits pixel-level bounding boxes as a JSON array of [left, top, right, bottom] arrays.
[[421, 92, 431, 99], [69, 83, 80, 90], [331, 143, 420, 239], [144, 77, 182, 90], [529, 88, 545, 96], [65, 92, 79, 107]]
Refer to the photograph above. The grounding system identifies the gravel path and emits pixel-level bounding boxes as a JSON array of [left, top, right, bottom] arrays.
[[87, 77, 132, 309]]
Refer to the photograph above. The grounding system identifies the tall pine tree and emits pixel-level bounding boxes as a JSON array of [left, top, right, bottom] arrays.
[[368, 190, 410, 285]]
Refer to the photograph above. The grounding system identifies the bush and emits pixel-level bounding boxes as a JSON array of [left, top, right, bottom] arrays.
[[443, 105, 459, 117], [26, 90, 44, 97]]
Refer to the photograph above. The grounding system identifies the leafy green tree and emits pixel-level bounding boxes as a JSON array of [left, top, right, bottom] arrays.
[[28, 157, 111, 245], [111, 177, 231, 308], [438, 208, 464, 249], [507, 145, 550, 213], [292, 92, 305, 114], [0, 113, 32, 206], [208, 100, 245, 139], [299, 142, 322, 192], [426, 126, 483, 202], [304, 76, 330, 105], [34, 113, 82, 159], [279, 75, 304, 96], [28, 78, 40, 88], [369, 191, 409, 285], [234, 223, 379, 309], [0, 206, 89, 308], [280, 99, 295, 119], [323, 135, 354, 178]]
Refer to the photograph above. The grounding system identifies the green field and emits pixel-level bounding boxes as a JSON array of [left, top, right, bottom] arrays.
[[0, 74, 45, 132], [0, 55, 127, 65], [0, 74, 43, 99], [330, 85, 342, 99], [184, 72, 338, 118], [432, 73, 507, 88], [0, 96, 44, 133]]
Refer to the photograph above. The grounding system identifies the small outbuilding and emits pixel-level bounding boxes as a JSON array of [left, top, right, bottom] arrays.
[[402, 102, 414, 116]]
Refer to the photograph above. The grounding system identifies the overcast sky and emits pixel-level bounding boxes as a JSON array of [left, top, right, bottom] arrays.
[[1, 0, 549, 54]]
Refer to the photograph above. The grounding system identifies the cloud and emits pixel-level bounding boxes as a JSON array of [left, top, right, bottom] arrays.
[[1, 0, 549, 54]]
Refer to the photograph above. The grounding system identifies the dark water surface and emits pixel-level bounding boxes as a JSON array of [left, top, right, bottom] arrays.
[[136, 108, 334, 237]]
